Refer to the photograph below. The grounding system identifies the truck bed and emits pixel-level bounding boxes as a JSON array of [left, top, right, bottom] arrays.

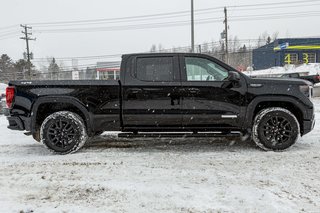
[[8, 80, 121, 134]]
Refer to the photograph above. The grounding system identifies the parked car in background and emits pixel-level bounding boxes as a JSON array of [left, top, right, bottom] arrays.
[[0, 83, 8, 115], [281, 73, 320, 84]]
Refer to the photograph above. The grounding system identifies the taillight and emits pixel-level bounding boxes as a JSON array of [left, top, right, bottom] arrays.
[[6, 86, 15, 108]]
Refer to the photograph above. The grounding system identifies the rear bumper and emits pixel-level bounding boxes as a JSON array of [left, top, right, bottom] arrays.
[[7, 115, 31, 131]]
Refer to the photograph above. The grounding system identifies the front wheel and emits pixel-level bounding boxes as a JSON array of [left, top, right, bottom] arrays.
[[40, 111, 88, 154], [252, 107, 300, 151]]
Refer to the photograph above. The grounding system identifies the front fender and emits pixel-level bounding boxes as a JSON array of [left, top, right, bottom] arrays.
[[243, 95, 310, 129]]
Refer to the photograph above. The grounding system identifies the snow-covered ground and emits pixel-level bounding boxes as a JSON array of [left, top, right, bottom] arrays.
[[0, 99, 320, 212]]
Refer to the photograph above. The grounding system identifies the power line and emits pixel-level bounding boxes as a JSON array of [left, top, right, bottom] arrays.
[[230, 12, 320, 22], [33, 18, 222, 33], [0, 32, 20, 40], [0, 0, 318, 37], [30, 10, 221, 28], [231, 10, 320, 19], [32, 10, 320, 34], [26, 0, 319, 26], [28, 7, 223, 27], [0, 0, 318, 34], [33, 53, 123, 61], [227, 0, 320, 8], [0, 24, 18, 31], [22, 2, 319, 30], [229, 2, 320, 11]]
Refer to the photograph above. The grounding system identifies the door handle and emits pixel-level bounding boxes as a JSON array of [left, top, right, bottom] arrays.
[[188, 88, 200, 94], [129, 88, 142, 94]]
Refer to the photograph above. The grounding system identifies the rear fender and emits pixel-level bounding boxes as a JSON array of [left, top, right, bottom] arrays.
[[31, 96, 93, 136]]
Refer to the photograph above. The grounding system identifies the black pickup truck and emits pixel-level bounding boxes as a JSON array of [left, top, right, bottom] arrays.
[[5, 53, 315, 154]]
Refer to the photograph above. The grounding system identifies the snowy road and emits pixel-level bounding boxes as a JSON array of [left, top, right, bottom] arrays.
[[0, 99, 320, 212]]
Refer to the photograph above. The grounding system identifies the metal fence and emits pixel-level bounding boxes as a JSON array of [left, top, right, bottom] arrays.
[[1, 49, 255, 81]]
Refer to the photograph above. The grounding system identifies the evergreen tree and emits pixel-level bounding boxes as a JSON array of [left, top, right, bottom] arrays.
[[0, 54, 14, 81]]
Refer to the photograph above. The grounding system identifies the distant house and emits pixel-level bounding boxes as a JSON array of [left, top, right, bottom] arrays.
[[252, 38, 320, 70], [96, 61, 121, 80]]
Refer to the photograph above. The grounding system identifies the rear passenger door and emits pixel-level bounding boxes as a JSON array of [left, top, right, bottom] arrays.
[[122, 55, 182, 128]]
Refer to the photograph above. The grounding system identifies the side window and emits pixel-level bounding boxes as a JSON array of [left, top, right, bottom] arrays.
[[136, 57, 174, 82], [185, 57, 228, 81]]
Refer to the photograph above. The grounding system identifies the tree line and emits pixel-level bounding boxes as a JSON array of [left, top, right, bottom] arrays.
[[0, 54, 60, 82]]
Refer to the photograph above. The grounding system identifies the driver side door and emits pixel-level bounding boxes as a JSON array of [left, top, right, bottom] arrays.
[[180, 55, 246, 129]]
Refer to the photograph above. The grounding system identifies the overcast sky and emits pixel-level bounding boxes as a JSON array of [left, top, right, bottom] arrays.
[[1, 0, 320, 67]]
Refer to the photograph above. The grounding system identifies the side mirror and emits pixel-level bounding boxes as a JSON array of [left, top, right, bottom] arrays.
[[222, 71, 241, 88], [227, 71, 241, 82]]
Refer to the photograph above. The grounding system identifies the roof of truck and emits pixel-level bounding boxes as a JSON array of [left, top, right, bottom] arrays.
[[122, 52, 208, 57]]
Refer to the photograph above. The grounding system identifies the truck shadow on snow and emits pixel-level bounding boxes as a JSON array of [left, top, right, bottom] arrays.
[[84, 134, 258, 152]]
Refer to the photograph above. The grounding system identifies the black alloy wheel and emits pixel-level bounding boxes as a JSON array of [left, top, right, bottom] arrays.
[[252, 107, 300, 151], [260, 115, 293, 146], [40, 111, 88, 154], [46, 118, 78, 152]]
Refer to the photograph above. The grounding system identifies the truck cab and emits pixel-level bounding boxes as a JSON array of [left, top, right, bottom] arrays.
[[120, 53, 247, 132]]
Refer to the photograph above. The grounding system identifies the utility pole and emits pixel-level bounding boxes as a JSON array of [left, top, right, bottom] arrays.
[[191, 0, 195, 53], [224, 7, 228, 64], [20, 24, 36, 80]]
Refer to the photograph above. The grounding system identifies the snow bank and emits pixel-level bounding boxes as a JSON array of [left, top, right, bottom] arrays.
[[0, 83, 7, 95], [244, 63, 320, 77]]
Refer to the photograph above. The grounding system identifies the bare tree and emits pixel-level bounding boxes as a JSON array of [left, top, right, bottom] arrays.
[[272, 31, 279, 41], [150, 44, 157, 52]]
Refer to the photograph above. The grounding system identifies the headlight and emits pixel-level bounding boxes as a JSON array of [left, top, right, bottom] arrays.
[[299, 85, 313, 99]]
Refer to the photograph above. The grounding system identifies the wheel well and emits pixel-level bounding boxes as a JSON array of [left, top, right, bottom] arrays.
[[34, 102, 88, 133], [253, 101, 303, 132]]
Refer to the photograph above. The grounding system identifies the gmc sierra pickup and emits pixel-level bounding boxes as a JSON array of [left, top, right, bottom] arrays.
[[5, 53, 315, 154]]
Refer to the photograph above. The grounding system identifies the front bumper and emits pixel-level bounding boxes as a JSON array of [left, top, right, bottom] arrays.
[[7, 115, 31, 131], [302, 115, 315, 136]]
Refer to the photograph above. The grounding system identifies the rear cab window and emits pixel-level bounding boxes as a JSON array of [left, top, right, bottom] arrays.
[[135, 57, 175, 82]]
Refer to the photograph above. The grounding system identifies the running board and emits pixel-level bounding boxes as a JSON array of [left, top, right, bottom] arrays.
[[118, 132, 241, 138], [24, 131, 32, 136]]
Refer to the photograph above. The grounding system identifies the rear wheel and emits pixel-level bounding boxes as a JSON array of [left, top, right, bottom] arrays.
[[252, 107, 300, 151], [40, 111, 88, 154]]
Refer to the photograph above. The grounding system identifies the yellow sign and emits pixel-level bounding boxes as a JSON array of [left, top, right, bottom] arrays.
[[274, 45, 320, 51]]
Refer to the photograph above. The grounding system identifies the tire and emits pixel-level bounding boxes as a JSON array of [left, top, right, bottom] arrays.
[[252, 107, 300, 151], [40, 111, 88, 154]]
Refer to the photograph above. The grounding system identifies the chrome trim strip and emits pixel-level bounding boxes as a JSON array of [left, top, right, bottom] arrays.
[[221, 115, 238, 118]]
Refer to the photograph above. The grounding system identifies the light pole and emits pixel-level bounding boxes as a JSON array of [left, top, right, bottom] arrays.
[[224, 7, 228, 64], [191, 0, 195, 53]]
